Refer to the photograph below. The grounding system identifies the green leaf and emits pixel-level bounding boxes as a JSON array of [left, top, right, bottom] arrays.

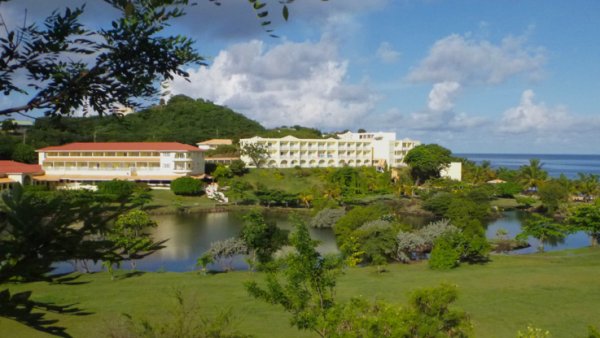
[[282, 5, 289, 21]]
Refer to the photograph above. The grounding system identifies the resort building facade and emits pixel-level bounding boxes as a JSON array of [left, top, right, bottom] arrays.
[[0, 161, 44, 191], [239, 132, 421, 169], [197, 139, 239, 165], [35, 142, 205, 187]]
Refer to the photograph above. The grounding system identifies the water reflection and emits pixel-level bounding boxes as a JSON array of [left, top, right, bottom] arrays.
[[485, 210, 589, 254]]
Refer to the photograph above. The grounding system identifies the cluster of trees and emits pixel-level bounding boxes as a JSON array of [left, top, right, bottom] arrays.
[[217, 166, 393, 209], [245, 218, 473, 337], [0, 181, 163, 334]]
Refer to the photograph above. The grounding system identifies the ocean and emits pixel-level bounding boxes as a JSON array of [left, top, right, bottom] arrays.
[[456, 153, 600, 179]]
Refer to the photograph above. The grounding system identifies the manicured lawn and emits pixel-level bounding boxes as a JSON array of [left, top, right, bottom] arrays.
[[146, 189, 219, 213], [2, 247, 600, 337]]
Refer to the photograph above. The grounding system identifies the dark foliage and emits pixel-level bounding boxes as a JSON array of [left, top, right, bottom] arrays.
[[170, 176, 204, 196]]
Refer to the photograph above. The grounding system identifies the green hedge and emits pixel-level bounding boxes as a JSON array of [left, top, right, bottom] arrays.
[[171, 177, 204, 196]]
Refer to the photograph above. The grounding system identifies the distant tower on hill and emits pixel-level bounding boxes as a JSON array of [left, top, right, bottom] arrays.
[[160, 80, 173, 105]]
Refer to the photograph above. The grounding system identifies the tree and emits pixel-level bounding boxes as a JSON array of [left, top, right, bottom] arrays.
[[241, 143, 270, 168], [517, 213, 569, 252], [246, 217, 472, 337], [568, 201, 600, 246], [170, 176, 203, 196], [11, 143, 37, 164], [404, 144, 453, 184], [0, 185, 144, 334], [227, 178, 254, 205], [229, 159, 247, 176], [240, 210, 288, 265], [0, 0, 203, 117], [518, 159, 548, 190], [212, 164, 234, 182], [403, 284, 472, 337], [245, 217, 345, 337], [576, 173, 599, 201], [538, 180, 569, 214], [108, 209, 164, 271], [1, 119, 17, 133]]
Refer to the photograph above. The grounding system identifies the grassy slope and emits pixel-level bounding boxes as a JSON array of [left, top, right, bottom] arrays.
[[2, 247, 600, 337], [239, 168, 325, 194]]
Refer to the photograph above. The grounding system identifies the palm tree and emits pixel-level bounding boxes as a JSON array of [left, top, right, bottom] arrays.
[[518, 159, 548, 190], [576, 173, 599, 201]]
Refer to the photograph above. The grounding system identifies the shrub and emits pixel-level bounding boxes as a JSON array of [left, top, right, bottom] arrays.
[[495, 181, 523, 197], [170, 176, 203, 196], [428, 235, 461, 270], [202, 237, 247, 271], [417, 219, 458, 251], [229, 159, 247, 176], [97, 179, 137, 203], [395, 231, 426, 263], [423, 192, 453, 216], [310, 208, 346, 229], [354, 220, 396, 263], [212, 164, 233, 182]]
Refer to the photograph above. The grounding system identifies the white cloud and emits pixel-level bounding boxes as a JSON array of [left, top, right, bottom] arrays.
[[427, 81, 461, 112], [388, 81, 485, 132], [376, 42, 401, 64], [498, 90, 600, 134], [170, 39, 378, 129], [407, 33, 546, 85]]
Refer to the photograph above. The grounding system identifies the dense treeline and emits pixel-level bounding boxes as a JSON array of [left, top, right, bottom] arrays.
[[27, 95, 266, 146]]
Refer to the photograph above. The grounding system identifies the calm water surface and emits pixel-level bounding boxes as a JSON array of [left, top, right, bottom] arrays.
[[486, 210, 589, 254]]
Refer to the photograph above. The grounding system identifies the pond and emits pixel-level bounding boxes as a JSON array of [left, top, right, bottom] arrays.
[[54, 209, 591, 273], [486, 210, 589, 254]]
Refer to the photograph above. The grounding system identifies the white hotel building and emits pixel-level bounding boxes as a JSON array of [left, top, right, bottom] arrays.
[[239, 132, 421, 169], [35, 142, 205, 187]]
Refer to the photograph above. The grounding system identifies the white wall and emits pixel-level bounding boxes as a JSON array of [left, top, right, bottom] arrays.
[[440, 162, 462, 181]]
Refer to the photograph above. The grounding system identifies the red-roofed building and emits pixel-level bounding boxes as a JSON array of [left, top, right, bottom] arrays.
[[35, 142, 205, 188], [0, 160, 44, 191]]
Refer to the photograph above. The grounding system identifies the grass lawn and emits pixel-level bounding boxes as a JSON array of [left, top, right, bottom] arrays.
[[146, 189, 219, 213], [239, 168, 325, 194], [491, 198, 521, 209], [2, 247, 600, 337]]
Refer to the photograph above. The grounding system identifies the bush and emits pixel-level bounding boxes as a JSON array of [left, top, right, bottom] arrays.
[[212, 164, 233, 182], [334, 204, 390, 255], [229, 159, 247, 176], [428, 235, 461, 270], [201, 237, 247, 271], [417, 219, 458, 252], [423, 192, 453, 216], [395, 231, 426, 263], [170, 176, 204, 196], [97, 179, 137, 203], [310, 208, 346, 228], [495, 181, 523, 197]]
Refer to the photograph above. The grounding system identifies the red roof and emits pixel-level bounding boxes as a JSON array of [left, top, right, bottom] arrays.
[[0, 161, 43, 175], [37, 142, 203, 152]]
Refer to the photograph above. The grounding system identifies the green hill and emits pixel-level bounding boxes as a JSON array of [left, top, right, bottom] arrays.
[[27, 95, 266, 147]]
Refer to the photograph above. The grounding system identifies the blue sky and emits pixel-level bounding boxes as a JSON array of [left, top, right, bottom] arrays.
[[3, 0, 600, 154]]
